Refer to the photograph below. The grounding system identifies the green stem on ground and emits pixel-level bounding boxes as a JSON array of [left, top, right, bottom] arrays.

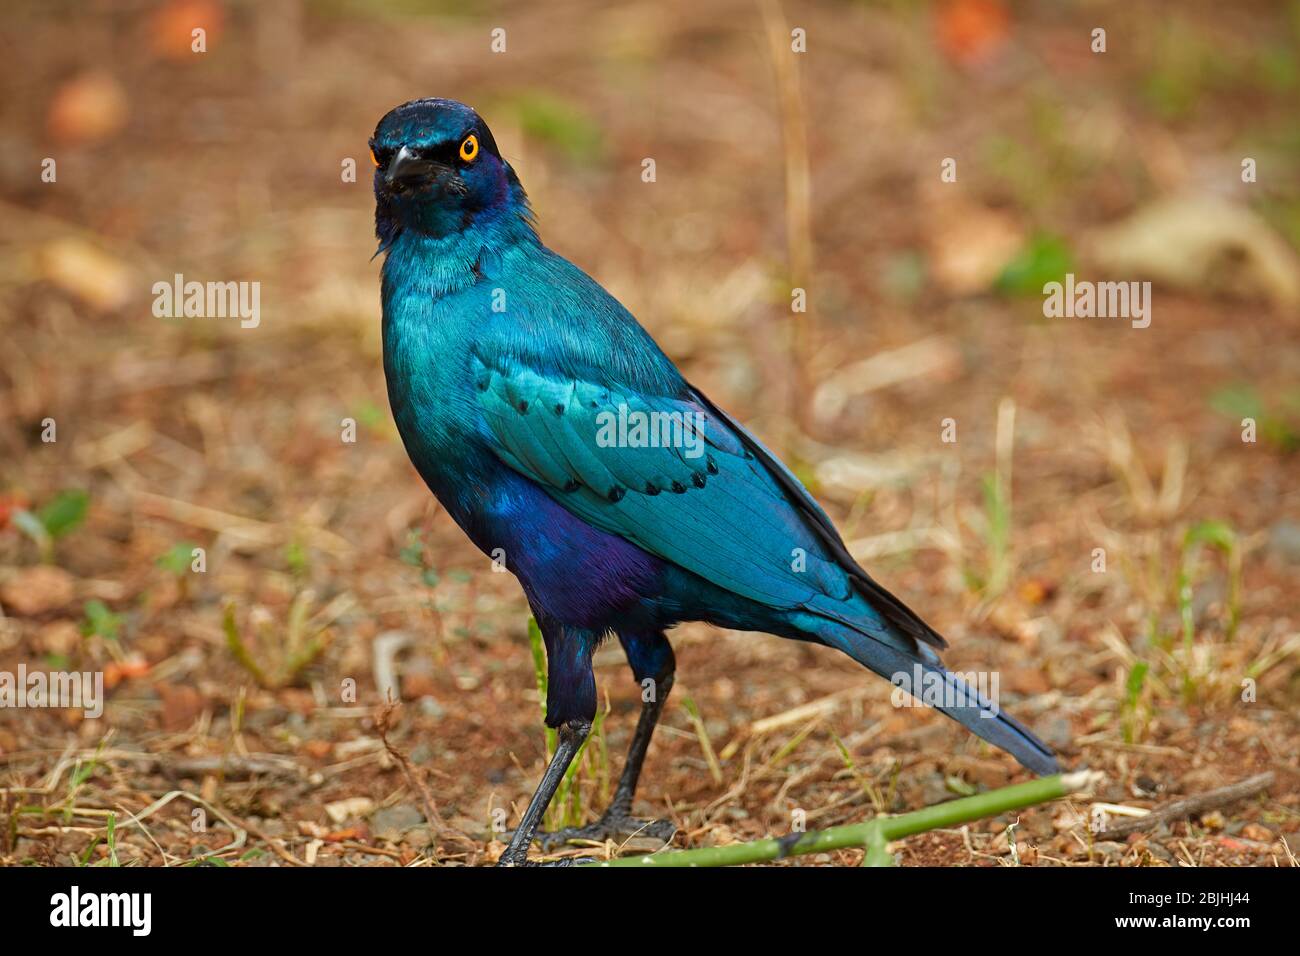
[[582, 771, 1099, 868]]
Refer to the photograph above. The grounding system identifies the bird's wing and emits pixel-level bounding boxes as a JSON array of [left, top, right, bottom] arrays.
[[687, 387, 946, 650], [470, 352, 944, 648]]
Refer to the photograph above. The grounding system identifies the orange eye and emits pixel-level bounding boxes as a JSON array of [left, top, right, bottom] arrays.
[[369, 147, 380, 167], [459, 134, 479, 162]]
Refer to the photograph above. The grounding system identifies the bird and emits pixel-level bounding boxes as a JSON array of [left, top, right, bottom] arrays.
[[371, 98, 1059, 865]]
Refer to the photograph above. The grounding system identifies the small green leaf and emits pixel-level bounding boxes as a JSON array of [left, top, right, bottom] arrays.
[[996, 235, 1074, 297], [945, 775, 978, 797], [399, 530, 425, 567], [284, 538, 309, 576], [1125, 660, 1149, 703], [81, 600, 122, 641], [355, 400, 386, 430], [37, 490, 89, 538], [1209, 384, 1263, 420], [156, 542, 198, 575], [1184, 520, 1236, 553]]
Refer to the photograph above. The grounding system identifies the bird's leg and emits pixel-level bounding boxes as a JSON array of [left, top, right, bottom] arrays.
[[538, 631, 676, 850], [498, 614, 597, 866], [606, 671, 673, 816], [497, 718, 590, 866]]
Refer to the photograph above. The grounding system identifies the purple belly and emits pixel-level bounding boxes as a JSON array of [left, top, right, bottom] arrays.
[[483, 474, 664, 629]]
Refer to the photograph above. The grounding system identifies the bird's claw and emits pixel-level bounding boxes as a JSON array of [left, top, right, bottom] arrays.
[[535, 810, 676, 851], [495, 854, 591, 867]]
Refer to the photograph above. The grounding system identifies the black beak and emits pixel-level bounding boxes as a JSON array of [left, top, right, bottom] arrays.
[[383, 146, 447, 192]]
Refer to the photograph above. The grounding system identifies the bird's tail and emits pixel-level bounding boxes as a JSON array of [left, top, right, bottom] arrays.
[[818, 622, 1059, 776]]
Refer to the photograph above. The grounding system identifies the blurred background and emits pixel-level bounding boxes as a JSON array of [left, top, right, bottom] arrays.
[[0, 0, 1297, 866]]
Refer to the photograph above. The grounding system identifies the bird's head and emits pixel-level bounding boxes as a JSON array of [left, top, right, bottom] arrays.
[[370, 98, 528, 249]]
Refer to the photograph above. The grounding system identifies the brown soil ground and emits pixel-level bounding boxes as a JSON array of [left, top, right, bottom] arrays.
[[1, 0, 1296, 866]]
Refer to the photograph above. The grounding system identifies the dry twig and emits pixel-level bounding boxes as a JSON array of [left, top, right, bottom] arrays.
[[1094, 772, 1274, 842]]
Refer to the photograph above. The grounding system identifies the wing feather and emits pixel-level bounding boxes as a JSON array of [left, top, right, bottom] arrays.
[[473, 353, 864, 614]]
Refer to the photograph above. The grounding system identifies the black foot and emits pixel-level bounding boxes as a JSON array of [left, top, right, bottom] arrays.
[[495, 854, 590, 867], [536, 809, 676, 851]]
